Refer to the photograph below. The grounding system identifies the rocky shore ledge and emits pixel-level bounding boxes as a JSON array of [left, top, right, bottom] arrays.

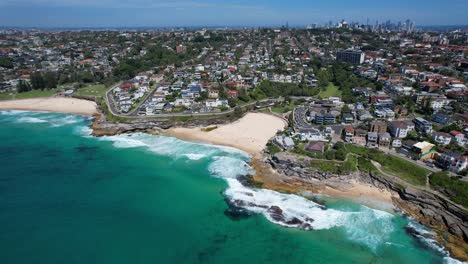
[[90, 113, 240, 137], [253, 152, 468, 261]]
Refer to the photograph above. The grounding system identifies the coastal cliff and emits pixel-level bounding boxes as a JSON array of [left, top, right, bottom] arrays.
[[261, 152, 468, 261]]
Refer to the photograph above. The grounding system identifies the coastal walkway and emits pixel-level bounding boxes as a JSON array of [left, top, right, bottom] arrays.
[[370, 160, 467, 212]]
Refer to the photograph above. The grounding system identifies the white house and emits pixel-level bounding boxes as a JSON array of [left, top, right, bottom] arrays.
[[432, 132, 452, 146], [389, 121, 409, 138]]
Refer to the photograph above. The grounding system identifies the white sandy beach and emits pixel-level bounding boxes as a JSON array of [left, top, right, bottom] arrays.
[[167, 112, 287, 156], [0, 97, 97, 116]]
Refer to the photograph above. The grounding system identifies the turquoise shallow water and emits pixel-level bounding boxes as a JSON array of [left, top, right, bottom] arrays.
[[0, 111, 459, 264]]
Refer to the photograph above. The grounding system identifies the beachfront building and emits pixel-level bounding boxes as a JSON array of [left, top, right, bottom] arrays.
[[274, 136, 295, 150]]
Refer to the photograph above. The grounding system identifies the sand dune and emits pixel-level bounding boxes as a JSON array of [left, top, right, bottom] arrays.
[[167, 113, 287, 156], [0, 97, 97, 116]]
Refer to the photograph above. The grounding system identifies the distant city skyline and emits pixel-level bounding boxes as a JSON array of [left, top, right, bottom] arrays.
[[0, 0, 467, 28]]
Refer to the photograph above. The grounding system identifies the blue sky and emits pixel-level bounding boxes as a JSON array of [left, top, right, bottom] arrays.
[[0, 0, 467, 27]]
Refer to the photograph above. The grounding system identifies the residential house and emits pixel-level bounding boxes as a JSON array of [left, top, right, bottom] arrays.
[[342, 113, 354, 124], [437, 153, 468, 174], [228, 90, 238, 99], [367, 132, 379, 148], [432, 112, 452, 126], [353, 129, 367, 146], [389, 121, 409, 138], [357, 110, 373, 121], [299, 129, 325, 142], [208, 89, 219, 99], [274, 136, 295, 150], [343, 125, 354, 143], [378, 132, 391, 147], [431, 132, 452, 146], [411, 141, 436, 161], [450, 131, 465, 146], [370, 121, 388, 133], [392, 138, 402, 148], [315, 112, 336, 125], [306, 141, 325, 153], [413, 117, 433, 134]]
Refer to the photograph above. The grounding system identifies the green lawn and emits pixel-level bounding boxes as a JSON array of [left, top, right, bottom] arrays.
[[271, 102, 295, 113], [319, 83, 341, 98], [74, 84, 108, 98], [309, 155, 357, 174], [0, 89, 61, 101], [342, 143, 429, 186], [430, 172, 468, 208]]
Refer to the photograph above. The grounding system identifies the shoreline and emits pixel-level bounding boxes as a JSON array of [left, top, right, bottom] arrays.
[[0, 97, 97, 116], [249, 157, 396, 212], [165, 112, 396, 211], [166, 112, 288, 158]]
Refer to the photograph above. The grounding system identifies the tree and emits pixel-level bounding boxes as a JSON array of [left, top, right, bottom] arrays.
[[0, 58, 14, 69], [17, 80, 32, 93], [30, 72, 45, 90], [341, 104, 351, 114], [44, 72, 57, 89]]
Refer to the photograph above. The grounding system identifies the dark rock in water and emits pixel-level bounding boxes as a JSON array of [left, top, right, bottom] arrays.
[[75, 145, 98, 152], [405, 226, 420, 238], [285, 217, 302, 226], [268, 206, 285, 222], [224, 206, 255, 220], [224, 198, 255, 220]]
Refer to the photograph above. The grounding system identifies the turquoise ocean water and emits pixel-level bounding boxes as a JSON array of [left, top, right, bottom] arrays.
[[0, 111, 461, 264]]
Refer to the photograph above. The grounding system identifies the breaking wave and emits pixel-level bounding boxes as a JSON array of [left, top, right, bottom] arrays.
[[406, 221, 464, 264], [16, 116, 48, 123], [223, 177, 394, 251], [99, 133, 249, 161], [1, 111, 86, 127]]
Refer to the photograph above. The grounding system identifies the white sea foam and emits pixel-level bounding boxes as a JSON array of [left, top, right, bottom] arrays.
[[49, 115, 83, 127], [223, 177, 395, 250], [0, 110, 32, 115], [16, 116, 47, 123], [74, 126, 92, 138], [100, 133, 250, 161], [444, 257, 465, 264], [406, 221, 464, 263], [184, 153, 207, 161], [208, 156, 251, 179]]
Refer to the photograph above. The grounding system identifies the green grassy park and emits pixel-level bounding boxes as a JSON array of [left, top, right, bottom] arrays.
[[319, 83, 341, 98]]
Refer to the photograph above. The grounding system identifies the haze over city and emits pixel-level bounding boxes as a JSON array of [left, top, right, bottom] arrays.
[[0, 0, 467, 27]]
